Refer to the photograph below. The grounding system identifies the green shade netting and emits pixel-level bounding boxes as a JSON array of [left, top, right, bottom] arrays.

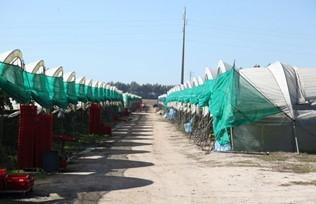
[[177, 88, 189, 103], [123, 94, 129, 108], [114, 91, 120, 102], [64, 81, 78, 104], [123, 94, 133, 108], [47, 76, 68, 108], [0, 62, 77, 108], [106, 89, 111, 101], [123, 94, 141, 108], [0, 62, 126, 107], [188, 87, 199, 105], [167, 81, 214, 107], [164, 87, 195, 105], [104, 88, 110, 101], [86, 85, 94, 101], [92, 87, 100, 102], [99, 87, 105, 101], [26, 72, 52, 108], [210, 69, 281, 145], [115, 92, 119, 101], [112, 91, 117, 101], [0, 62, 31, 103], [118, 93, 123, 102], [165, 68, 281, 145], [109, 90, 114, 101], [197, 80, 214, 107], [75, 83, 87, 102], [119, 93, 123, 101]]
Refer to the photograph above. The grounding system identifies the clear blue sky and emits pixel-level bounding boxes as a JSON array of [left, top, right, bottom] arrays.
[[1, 0, 315, 85]]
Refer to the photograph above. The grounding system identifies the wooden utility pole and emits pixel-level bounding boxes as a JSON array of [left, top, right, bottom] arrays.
[[180, 7, 187, 84]]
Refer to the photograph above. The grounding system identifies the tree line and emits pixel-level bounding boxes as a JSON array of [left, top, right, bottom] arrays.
[[109, 82, 173, 99]]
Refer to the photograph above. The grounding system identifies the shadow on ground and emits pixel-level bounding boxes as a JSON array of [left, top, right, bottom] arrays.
[[1, 113, 154, 203], [103, 141, 152, 147], [1, 175, 153, 203]]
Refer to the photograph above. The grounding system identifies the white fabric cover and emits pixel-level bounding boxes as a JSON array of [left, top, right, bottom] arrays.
[[198, 76, 204, 85], [100, 82, 105, 88], [217, 60, 232, 75], [0, 49, 23, 67], [63, 72, 76, 82], [192, 77, 199, 87], [92, 81, 99, 88], [240, 67, 290, 116], [46, 66, 63, 77], [25, 60, 45, 73], [86, 79, 93, 86], [295, 68, 316, 102], [240, 62, 310, 119], [76, 76, 85, 84], [205, 67, 217, 80], [185, 81, 192, 88], [267, 62, 296, 118]]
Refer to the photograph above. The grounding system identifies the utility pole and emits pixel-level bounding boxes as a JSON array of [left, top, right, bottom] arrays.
[[180, 7, 187, 84]]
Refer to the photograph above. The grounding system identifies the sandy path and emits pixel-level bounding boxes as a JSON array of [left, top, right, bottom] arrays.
[[101, 112, 316, 204]]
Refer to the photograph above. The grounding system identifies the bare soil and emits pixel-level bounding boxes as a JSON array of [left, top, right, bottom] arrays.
[[3, 108, 316, 203]]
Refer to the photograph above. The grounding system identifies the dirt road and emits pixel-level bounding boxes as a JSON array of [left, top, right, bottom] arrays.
[[9, 111, 316, 203]]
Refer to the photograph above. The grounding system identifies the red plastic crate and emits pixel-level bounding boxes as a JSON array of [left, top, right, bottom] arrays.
[[34, 113, 53, 168], [59, 158, 68, 171], [53, 134, 76, 142], [124, 108, 129, 116], [18, 104, 37, 169], [0, 169, 7, 176], [0, 169, 7, 190], [89, 103, 102, 134], [97, 124, 112, 135], [5, 174, 34, 192]]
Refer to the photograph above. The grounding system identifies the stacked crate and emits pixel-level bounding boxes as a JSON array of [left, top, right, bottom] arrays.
[[89, 103, 112, 135], [18, 104, 53, 169], [89, 103, 101, 134], [34, 113, 53, 168], [17, 105, 37, 169]]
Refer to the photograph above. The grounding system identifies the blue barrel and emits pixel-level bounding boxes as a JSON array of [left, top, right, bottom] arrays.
[[42, 151, 59, 172]]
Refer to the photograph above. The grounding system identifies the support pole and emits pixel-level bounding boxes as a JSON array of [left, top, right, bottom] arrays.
[[293, 120, 300, 154], [230, 127, 234, 151]]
